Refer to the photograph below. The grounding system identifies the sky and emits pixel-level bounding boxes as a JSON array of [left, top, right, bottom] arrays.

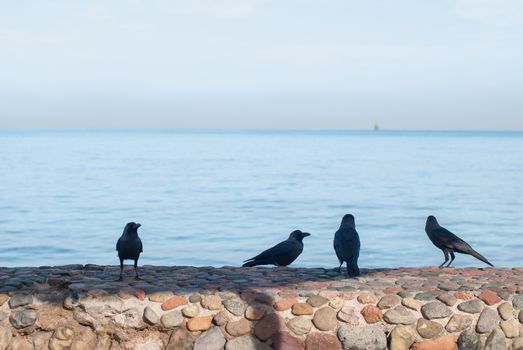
[[1, 0, 522, 130]]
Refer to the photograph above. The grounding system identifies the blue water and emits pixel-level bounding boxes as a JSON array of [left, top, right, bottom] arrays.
[[1, 130, 522, 268]]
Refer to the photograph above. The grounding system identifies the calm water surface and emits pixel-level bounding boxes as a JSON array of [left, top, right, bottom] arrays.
[[1, 130, 522, 268]]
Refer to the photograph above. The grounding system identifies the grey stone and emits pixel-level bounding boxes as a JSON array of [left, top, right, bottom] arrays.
[[513, 337, 523, 350], [287, 316, 312, 336], [377, 295, 401, 309], [313, 306, 338, 331], [513, 294, 523, 310], [415, 291, 440, 301], [222, 299, 246, 316], [420, 301, 452, 319], [193, 327, 226, 350], [438, 281, 460, 291], [436, 293, 457, 306], [73, 309, 95, 328], [182, 304, 199, 318], [458, 299, 484, 314], [8, 294, 33, 309], [520, 310, 523, 323], [484, 328, 507, 350], [10, 309, 37, 328], [383, 306, 416, 325], [161, 310, 184, 328], [338, 324, 387, 350], [457, 328, 481, 350], [307, 295, 329, 307], [477, 308, 499, 334], [225, 335, 271, 350], [417, 318, 443, 339], [143, 306, 159, 325], [189, 294, 202, 303]]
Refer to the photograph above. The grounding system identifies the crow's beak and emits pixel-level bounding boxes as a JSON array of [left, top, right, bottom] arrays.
[[302, 232, 311, 237], [136, 223, 141, 228]]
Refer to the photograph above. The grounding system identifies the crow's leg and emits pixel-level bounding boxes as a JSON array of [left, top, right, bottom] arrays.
[[337, 260, 343, 273], [446, 251, 455, 267], [134, 259, 140, 280], [439, 250, 449, 268], [117, 258, 124, 281]]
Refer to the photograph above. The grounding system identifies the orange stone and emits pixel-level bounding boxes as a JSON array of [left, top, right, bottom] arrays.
[[186, 315, 213, 331], [161, 295, 188, 311], [360, 305, 383, 324], [411, 335, 457, 350], [274, 298, 297, 311], [383, 287, 403, 295], [454, 291, 474, 301], [133, 290, 146, 301], [478, 291, 502, 305]]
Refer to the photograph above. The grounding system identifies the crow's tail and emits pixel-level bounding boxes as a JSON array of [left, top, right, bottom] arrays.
[[242, 260, 260, 267], [469, 249, 494, 267]]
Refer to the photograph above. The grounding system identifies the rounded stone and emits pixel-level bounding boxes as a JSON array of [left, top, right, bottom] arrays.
[[411, 335, 456, 350], [312, 307, 337, 331], [305, 333, 342, 350], [226, 318, 251, 337], [512, 294, 523, 310], [417, 318, 443, 339], [161, 310, 184, 328], [383, 306, 416, 325], [162, 296, 188, 311], [476, 308, 499, 334], [0, 325, 12, 350], [421, 301, 452, 320], [457, 328, 481, 350], [0, 294, 8, 306], [166, 328, 194, 350], [378, 294, 401, 309], [10, 309, 37, 328], [245, 305, 266, 320], [272, 331, 305, 350], [8, 294, 33, 309], [193, 327, 226, 350], [357, 293, 377, 304], [484, 328, 506, 350], [519, 310, 523, 323], [212, 310, 230, 326], [437, 293, 458, 307], [458, 299, 484, 314], [187, 315, 213, 331], [402, 297, 421, 311], [337, 306, 361, 324], [479, 291, 502, 306], [189, 294, 202, 303], [498, 302, 514, 320], [500, 319, 519, 338], [307, 295, 329, 307], [445, 314, 473, 333], [182, 304, 199, 318], [149, 291, 174, 303], [337, 324, 387, 350], [254, 312, 282, 341], [201, 295, 222, 310], [292, 303, 314, 316], [389, 325, 417, 350], [143, 306, 159, 325], [274, 298, 297, 311], [512, 337, 523, 350], [287, 316, 312, 336], [225, 335, 270, 350], [223, 299, 246, 316], [361, 305, 383, 324]]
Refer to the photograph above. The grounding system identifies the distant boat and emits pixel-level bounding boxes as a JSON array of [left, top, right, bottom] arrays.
[[373, 123, 380, 131]]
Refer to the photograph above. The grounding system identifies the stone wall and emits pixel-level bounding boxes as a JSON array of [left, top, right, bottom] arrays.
[[0, 265, 522, 349]]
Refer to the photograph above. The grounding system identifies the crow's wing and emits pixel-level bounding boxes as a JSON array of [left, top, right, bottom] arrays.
[[138, 238, 143, 253], [244, 240, 296, 262], [334, 228, 360, 260], [433, 227, 473, 252], [116, 237, 122, 251]]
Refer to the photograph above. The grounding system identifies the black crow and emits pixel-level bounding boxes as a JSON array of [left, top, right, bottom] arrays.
[[425, 216, 493, 268], [242, 230, 310, 267], [333, 214, 361, 276], [116, 222, 143, 280]]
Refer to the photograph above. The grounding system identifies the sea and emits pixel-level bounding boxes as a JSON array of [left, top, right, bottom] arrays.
[[1, 129, 522, 268]]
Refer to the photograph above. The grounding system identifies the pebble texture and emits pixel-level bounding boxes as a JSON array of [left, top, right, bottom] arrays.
[[0, 265, 522, 349]]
